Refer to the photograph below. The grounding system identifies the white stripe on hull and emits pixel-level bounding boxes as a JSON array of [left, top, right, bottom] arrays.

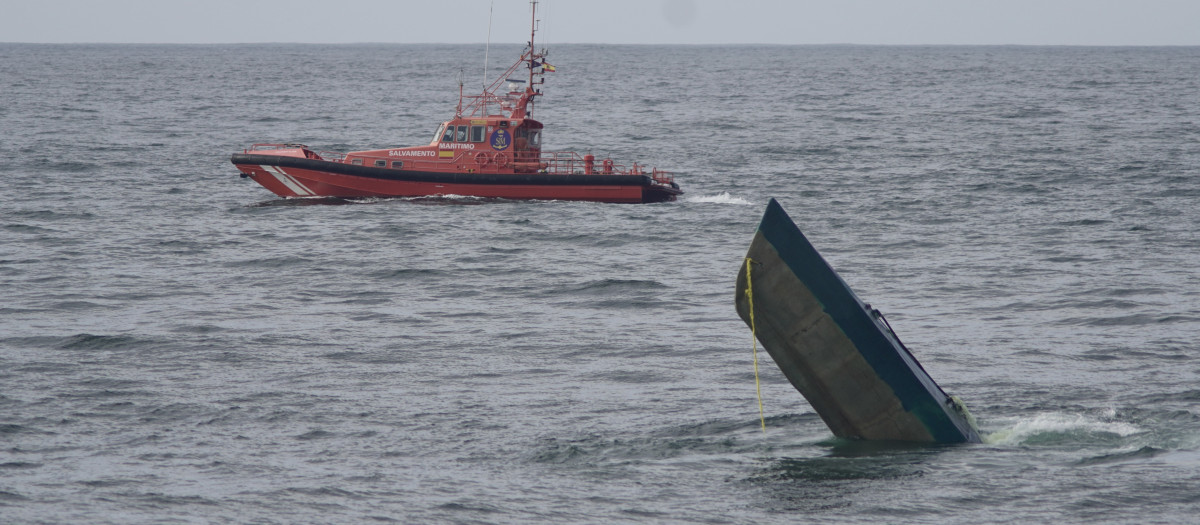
[[260, 165, 315, 196]]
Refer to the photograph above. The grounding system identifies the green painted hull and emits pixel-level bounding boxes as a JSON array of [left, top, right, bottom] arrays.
[[735, 199, 981, 443]]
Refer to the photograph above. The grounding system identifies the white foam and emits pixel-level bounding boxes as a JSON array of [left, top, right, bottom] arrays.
[[684, 192, 753, 205], [984, 412, 1142, 445]]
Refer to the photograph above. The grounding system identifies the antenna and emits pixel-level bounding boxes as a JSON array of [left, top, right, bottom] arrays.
[[456, 69, 465, 117], [482, 0, 494, 89]]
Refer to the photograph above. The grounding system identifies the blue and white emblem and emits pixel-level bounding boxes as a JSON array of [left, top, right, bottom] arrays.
[[490, 129, 511, 151]]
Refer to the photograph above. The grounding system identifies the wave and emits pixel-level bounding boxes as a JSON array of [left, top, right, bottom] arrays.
[[984, 411, 1142, 446], [56, 333, 154, 351], [685, 192, 753, 205], [562, 278, 666, 295]]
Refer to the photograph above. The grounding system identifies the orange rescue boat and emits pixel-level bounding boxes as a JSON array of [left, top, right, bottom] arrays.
[[231, 1, 681, 204]]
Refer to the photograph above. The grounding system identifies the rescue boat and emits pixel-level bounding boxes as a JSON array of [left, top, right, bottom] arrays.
[[231, 2, 681, 204]]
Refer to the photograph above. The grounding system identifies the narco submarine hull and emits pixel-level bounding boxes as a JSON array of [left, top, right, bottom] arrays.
[[735, 199, 981, 444]]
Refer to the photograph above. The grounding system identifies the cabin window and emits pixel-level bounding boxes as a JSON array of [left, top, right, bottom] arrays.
[[514, 127, 541, 150], [471, 125, 485, 142], [391, 160, 404, 169], [455, 125, 468, 142], [351, 158, 363, 165], [434, 124, 448, 143], [441, 124, 454, 142], [374, 159, 386, 167]]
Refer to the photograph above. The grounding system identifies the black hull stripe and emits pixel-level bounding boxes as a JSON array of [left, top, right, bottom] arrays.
[[231, 153, 671, 188]]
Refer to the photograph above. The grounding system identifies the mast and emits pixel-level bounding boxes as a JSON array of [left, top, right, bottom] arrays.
[[456, 0, 547, 120], [528, 0, 538, 87], [522, 0, 547, 118]]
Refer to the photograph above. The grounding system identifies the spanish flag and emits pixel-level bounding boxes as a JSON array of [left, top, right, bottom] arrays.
[[540, 61, 556, 72]]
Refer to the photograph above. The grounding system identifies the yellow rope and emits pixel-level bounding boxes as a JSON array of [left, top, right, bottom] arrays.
[[745, 257, 766, 433]]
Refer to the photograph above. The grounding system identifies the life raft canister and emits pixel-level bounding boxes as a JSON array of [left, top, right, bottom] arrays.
[[584, 154, 595, 175]]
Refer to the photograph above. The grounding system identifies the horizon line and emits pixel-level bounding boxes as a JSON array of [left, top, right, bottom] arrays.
[[5, 41, 1199, 47]]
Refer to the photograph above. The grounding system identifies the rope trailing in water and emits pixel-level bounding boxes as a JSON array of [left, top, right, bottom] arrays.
[[745, 257, 766, 433]]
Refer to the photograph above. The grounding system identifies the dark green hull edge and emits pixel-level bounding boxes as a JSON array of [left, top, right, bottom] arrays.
[[735, 199, 980, 443]]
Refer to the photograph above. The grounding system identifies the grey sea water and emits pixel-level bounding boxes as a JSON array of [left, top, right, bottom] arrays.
[[2, 43, 1199, 523]]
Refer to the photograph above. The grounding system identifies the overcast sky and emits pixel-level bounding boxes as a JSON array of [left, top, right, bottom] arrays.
[[4, 0, 1199, 46]]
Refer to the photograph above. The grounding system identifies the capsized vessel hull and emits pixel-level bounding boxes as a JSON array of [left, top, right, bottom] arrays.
[[735, 199, 981, 443]]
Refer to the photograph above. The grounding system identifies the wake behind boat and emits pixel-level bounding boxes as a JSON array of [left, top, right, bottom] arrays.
[[231, 1, 681, 204]]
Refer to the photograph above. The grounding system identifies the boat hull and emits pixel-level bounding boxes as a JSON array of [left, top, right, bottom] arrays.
[[232, 153, 681, 204], [735, 199, 980, 443]]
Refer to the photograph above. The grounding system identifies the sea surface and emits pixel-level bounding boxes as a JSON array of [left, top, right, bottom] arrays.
[[2, 42, 1199, 523]]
